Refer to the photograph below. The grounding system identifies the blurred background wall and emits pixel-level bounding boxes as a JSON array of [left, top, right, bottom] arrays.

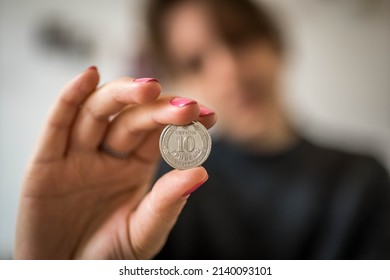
[[1, 0, 389, 259]]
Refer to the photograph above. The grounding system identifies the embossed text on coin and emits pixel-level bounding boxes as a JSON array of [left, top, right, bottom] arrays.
[[159, 121, 212, 169]]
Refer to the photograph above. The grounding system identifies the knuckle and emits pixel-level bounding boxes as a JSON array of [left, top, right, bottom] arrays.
[[117, 77, 135, 84]]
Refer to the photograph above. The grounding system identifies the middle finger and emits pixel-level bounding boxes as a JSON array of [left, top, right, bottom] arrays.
[[69, 77, 161, 152]]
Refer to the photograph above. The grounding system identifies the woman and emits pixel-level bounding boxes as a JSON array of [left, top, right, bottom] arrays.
[[15, 0, 390, 259]]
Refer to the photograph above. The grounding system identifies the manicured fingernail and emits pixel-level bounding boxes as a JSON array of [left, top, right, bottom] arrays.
[[170, 97, 197, 107], [134, 78, 159, 84], [182, 176, 208, 197], [199, 106, 215, 117], [87, 65, 97, 71]]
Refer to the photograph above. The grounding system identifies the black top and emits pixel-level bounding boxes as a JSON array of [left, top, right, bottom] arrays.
[[155, 138, 390, 259]]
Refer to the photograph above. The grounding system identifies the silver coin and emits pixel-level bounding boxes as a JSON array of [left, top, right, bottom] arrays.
[[159, 121, 212, 170]]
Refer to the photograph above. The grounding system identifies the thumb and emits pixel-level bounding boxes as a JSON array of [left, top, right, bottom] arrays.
[[129, 167, 208, 259]]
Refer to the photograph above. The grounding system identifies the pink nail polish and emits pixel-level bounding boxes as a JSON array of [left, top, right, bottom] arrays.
[[170, 97, 197, 107], [134, 78, 159, 84], [87, 65, 97, 71], [199, 107, 215, 117], [182, 177, 208, 197]]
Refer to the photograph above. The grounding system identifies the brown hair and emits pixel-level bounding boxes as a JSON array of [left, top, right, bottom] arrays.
[[145, 0, 284, 75]]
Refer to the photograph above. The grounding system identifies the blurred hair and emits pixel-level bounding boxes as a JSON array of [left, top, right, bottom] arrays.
[[145, 0, 285, 75]]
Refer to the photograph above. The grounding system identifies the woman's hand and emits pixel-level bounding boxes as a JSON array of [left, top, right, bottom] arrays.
[[14, 67, 216, 259]]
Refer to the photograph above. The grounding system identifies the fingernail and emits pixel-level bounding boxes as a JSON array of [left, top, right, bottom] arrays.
[[199, 106, 215, 117], [170, 97, 197, 107], [87, 65, 97, 71], [182, 176, 208, 197], [134, 77, 159, 84]]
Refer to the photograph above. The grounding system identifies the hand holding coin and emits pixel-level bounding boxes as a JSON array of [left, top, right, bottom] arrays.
[[15, 68, 217, 259]]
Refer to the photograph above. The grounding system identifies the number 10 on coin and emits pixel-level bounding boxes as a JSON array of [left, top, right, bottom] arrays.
[[159, 121, 212, 170]]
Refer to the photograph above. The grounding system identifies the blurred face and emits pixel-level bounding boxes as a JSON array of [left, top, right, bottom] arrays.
[[163, 1, 285, 146]]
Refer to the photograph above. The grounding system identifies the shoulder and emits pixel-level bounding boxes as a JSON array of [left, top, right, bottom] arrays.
[[305, 139, 387, 171], [300, 138, 390, 190]]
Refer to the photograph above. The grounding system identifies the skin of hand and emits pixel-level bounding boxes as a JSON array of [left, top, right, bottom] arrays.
[[14, 67, 216, 259]]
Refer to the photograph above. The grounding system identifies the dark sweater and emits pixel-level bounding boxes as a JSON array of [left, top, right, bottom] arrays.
[[155, 138, 390, 259]]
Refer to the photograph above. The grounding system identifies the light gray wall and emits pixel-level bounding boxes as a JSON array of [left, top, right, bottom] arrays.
[[1, 0, 389, 259], [270, 0, 390, 167]]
